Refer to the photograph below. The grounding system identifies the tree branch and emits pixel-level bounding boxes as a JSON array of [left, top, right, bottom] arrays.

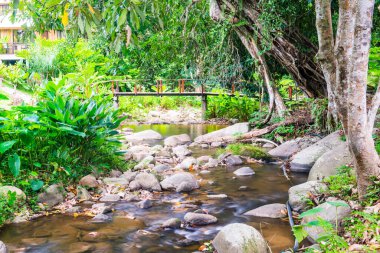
[[368, 81, 380, 134]]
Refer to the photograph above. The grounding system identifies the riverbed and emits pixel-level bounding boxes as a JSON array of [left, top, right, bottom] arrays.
[[0, 124, 307, 253]]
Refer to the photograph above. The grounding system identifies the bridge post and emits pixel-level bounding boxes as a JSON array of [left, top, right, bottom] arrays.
[[201, 95, 208, 120]]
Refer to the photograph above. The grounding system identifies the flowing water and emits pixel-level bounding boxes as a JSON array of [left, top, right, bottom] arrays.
[[0, 124, 307, 253]]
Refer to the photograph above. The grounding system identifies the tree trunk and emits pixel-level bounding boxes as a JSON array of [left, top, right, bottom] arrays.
[[211, 0, 328, 98], [236, 27, 286, 119], [315, 0, 380, 199]]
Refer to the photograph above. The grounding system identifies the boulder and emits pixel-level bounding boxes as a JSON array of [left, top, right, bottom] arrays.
[[133, 172, 162, 192], [160, 172, 199, 192], [204, 158, 219, 169], [91, 203, 113, 214], [289, 181, 327, 212], [0, 241, 7, 253], [137, 199, 153, 209], [233, 167, 255, 176], [99, 194, 120, 202], [37, 184, 65, 208], [121, 171, 137, 182], [172, 145, 192, 158], [184, 212, 217, 225], [269, 136, 320, 159], [302, 200, 351, 242], [162, 218, 181, 229], [76, 186, 92, 201], [110, 170, 122, 177], [124, 130, 163, 143], [164, 134, 191, 147], [176, 157, 197, 170], [197, 156, 212, 165], [211, 141, 223, 148], [134, 155, 155, 170], [103, 178, 129, 187], [212, 223, 268, 253], [79, 175, 99, 188], [290, 131, 343, 172], [308, 142, 351, 181], [244, 203, 287, 218], [153, 164, 171, 173], [91, 213, 112, 223], [224, 155, 243, 166], [194, 123, 250, 143], [0, 186, 26, 202]]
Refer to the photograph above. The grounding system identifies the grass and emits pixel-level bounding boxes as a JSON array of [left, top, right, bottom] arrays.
[[218, 143, 271, 160]]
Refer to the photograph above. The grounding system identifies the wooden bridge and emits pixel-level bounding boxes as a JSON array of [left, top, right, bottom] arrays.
[[109, 79, 246, 119]]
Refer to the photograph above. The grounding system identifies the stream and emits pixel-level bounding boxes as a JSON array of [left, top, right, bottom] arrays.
[[0, 124, 307, 253]]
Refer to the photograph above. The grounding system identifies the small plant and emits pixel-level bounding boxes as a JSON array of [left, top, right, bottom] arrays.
[[0, 191, 19, 226], [323, 166, 356, 201], [224, 143, 270, 160], [292, 202, 350, 253]]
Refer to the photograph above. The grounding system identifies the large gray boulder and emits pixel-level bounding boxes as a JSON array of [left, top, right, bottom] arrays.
[[289, 181, 327, 212], [125, 130, 163, 143], [244, 203, 287, 218], [308, 142, 351, 181], [290, 131, 343, 172], [79, 175, 99, 188], [0, 186, 26, 203], [269, 136, 320, 159], [164, 134, 191, 147], [160, 172, 199, 192], [302, 200, 351, 242], [130, 172, 162, 192], [213, 223, 268, 253], [224, 155, 243, 166], [38, 184, 65, 208], [194, 123, 249, 143]]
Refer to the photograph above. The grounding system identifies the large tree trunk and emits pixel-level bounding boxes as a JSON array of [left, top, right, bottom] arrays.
[[210, 0, 328, 98], [236, 27, 286, 118], [315, 0, 380, 199]]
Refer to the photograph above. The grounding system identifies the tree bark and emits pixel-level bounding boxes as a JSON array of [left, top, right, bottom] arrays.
[[211, 0, 328, 98], [236, 27, 286, 118], [315, 0, 380, 199]]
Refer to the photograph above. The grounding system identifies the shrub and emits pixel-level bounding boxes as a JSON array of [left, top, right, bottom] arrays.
[[0, 77, 127, 194]]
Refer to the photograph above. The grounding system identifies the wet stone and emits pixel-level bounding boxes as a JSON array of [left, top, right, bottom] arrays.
[[99, 194, 120, 202], [69, 242, 96, 253], [184, 212, 218, 226], [162, 218, 181, 229], [137, 199, 153, 209], [233, 167, 255, 176], [21, 238, 48, 246], [91, 214, 112, 223]]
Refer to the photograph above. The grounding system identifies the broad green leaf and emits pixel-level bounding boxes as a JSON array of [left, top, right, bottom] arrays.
[[0, 93, 9, 100], [299, 207, 323, 218], [8, 153, 21, 177], [30, 179, 44, 191], [0, 140, 17, 154], [292, 225, 308, 243]]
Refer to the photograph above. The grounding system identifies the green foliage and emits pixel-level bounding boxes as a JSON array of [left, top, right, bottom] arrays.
[[222, 143, 270, 160], [323, 166, 357, 201], [292, 202, 349, 252], [0, 63, 29, 90], [0, 77, 127, 194], [0, 191, 19, 227], [119, 96, 200, 120], [343, 210, 380, 246], [207, 93, 259, 121], [368, 47, 380, 88]]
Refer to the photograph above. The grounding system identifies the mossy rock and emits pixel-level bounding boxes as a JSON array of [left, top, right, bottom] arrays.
[[224, 144, 271, 160]]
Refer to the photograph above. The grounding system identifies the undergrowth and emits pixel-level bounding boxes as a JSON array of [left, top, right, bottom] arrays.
[[217, 143, 270, 160]]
